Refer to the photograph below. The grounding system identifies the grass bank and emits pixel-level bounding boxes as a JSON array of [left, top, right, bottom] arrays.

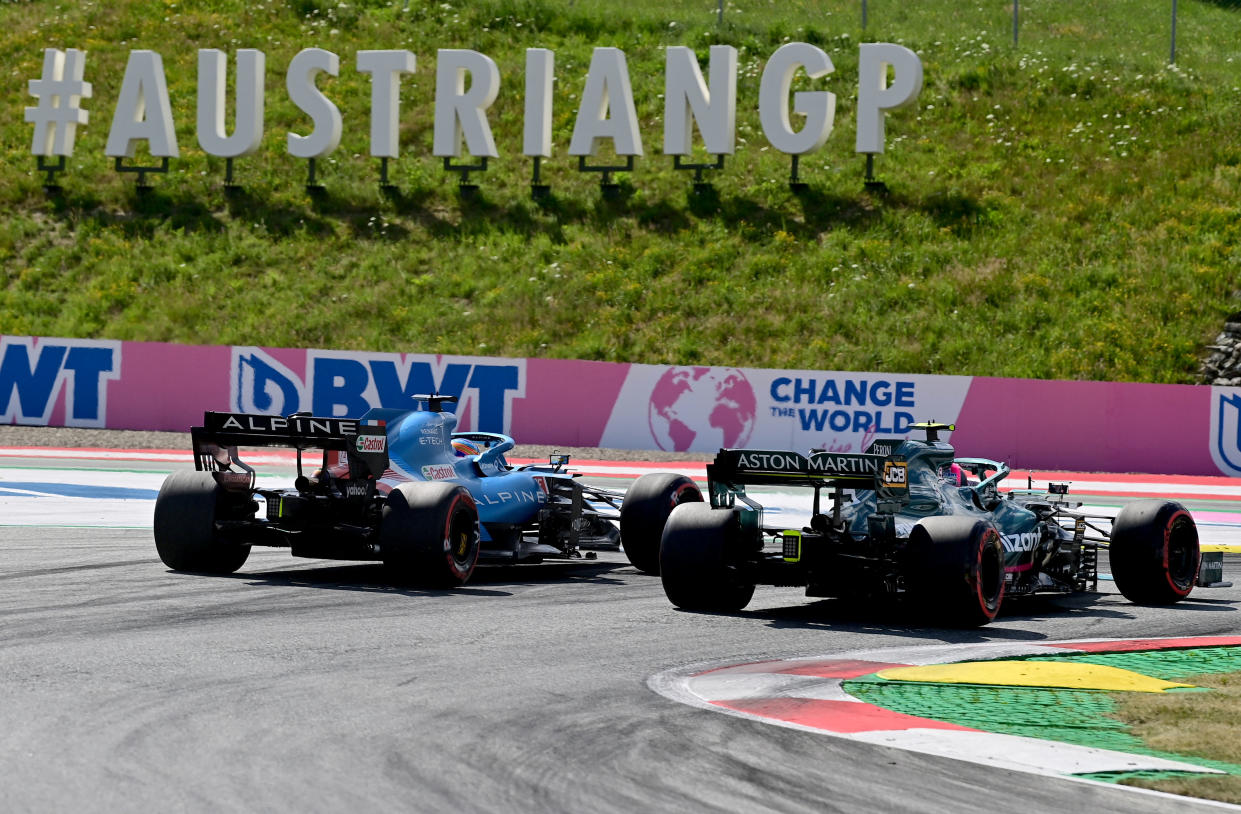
[[2, 0, 1240, 383], [1112, 670, 1241, 804]]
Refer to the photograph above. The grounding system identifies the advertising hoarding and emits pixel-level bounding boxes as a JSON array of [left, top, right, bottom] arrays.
[[1, 335, 1236, 477]]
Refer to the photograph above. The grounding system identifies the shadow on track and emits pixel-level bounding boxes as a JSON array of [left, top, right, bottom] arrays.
[[667, 589, 1235, 644], [204, 557, 630, 597]]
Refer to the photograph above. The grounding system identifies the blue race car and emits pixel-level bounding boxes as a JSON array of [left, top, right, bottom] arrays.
[[153, 395, 632, 587]]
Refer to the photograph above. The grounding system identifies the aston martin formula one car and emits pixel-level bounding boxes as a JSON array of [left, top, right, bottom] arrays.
[[153, 396, 628, 587], [629, 422, 1221, 626]]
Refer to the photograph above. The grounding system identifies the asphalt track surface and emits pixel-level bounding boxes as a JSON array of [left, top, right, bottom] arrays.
[[3, 454, 1241, 813]]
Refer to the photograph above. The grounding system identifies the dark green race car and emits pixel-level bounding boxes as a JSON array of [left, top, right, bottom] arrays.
[[621, 422, 1218, 627]]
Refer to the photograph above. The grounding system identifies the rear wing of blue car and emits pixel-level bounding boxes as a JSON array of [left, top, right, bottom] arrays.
[[191, 411, 389, 480]]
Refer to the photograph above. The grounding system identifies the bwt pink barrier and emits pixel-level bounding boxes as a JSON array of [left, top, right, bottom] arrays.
[[1, 335, 1238, 477], [950, 377, 1216, 475]]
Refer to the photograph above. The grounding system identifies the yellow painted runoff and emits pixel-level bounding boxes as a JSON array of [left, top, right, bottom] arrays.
[[876, 661, 1196, 693]]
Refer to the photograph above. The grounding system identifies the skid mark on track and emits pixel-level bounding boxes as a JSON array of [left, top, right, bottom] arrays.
[[0, 558, 155, 580]]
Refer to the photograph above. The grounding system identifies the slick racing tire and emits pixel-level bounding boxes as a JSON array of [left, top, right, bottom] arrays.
[[619, 473, 703, 575], [1110, 499, 1199, 605], [660, 503, 756, 612], [907, 516, 1005, 627], [382, 482, 480, 588], [153, 470, 251, 574]]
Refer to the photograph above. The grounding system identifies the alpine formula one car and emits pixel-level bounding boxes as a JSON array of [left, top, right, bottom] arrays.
[[153, 396, 633, 587], [626, 422, 1221, 626]]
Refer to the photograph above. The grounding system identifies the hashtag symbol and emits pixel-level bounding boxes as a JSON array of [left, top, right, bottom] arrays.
[[25, 48, 92, 157]]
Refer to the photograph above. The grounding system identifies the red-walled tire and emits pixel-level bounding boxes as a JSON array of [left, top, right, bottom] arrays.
[[1110, 499, 1199, 605], [382, 482, 480, 588], [619, 473, 703, 574], [907, 516, 1005, 627]]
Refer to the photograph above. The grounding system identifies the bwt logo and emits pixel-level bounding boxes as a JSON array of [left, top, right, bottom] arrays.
[[1211, 389, 1241, 476], [231, 347, 524, 433], [0, 337, 121, 427]]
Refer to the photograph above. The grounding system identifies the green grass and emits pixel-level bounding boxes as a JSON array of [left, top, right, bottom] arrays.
[[845, 647, 1241, 806], [1110, 671, 1241, 804], [3, 0, 1240, 382]]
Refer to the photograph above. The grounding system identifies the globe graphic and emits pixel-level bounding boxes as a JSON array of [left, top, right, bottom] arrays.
[[648, 367, 757, 452]]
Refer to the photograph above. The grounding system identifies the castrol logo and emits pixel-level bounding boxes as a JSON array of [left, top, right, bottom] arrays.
[[355, 434, 387, 454], [421, 464, 457, 481]]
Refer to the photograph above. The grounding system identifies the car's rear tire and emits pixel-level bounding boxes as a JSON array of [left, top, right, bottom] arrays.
[[660, 503, 756, 612], [907, 516, 1005, 627], [1110, 499, 1199, 605], [620, 473, 703, 574], [382, 482, 480, 587], [153, 470, 251, 574]]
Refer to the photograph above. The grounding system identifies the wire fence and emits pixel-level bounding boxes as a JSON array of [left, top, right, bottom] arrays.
[[711, 1, 1194, 63]]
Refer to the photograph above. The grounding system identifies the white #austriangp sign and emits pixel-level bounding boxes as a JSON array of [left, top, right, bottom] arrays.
[[597, 364, 971, 455], [25, 43, 921, 165]]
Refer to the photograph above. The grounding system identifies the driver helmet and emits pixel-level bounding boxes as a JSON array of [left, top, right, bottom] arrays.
[[452, 438, 483, 457], [944, 462, 969, 487]]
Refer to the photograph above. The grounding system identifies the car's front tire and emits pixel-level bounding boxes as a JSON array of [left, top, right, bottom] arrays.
[[1110, 499, 1199, 605], [153, 470, 251, 574], [619, 473, 703, 574]]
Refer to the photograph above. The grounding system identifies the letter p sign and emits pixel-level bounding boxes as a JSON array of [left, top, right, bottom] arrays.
[[855, 43, 923, 155]]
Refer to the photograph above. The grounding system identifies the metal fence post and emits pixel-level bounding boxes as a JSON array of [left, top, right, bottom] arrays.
[[1171, 0, 1178, 63]]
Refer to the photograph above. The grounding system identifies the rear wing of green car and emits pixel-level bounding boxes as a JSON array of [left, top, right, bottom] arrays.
[[708, 448, 910, 498]]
